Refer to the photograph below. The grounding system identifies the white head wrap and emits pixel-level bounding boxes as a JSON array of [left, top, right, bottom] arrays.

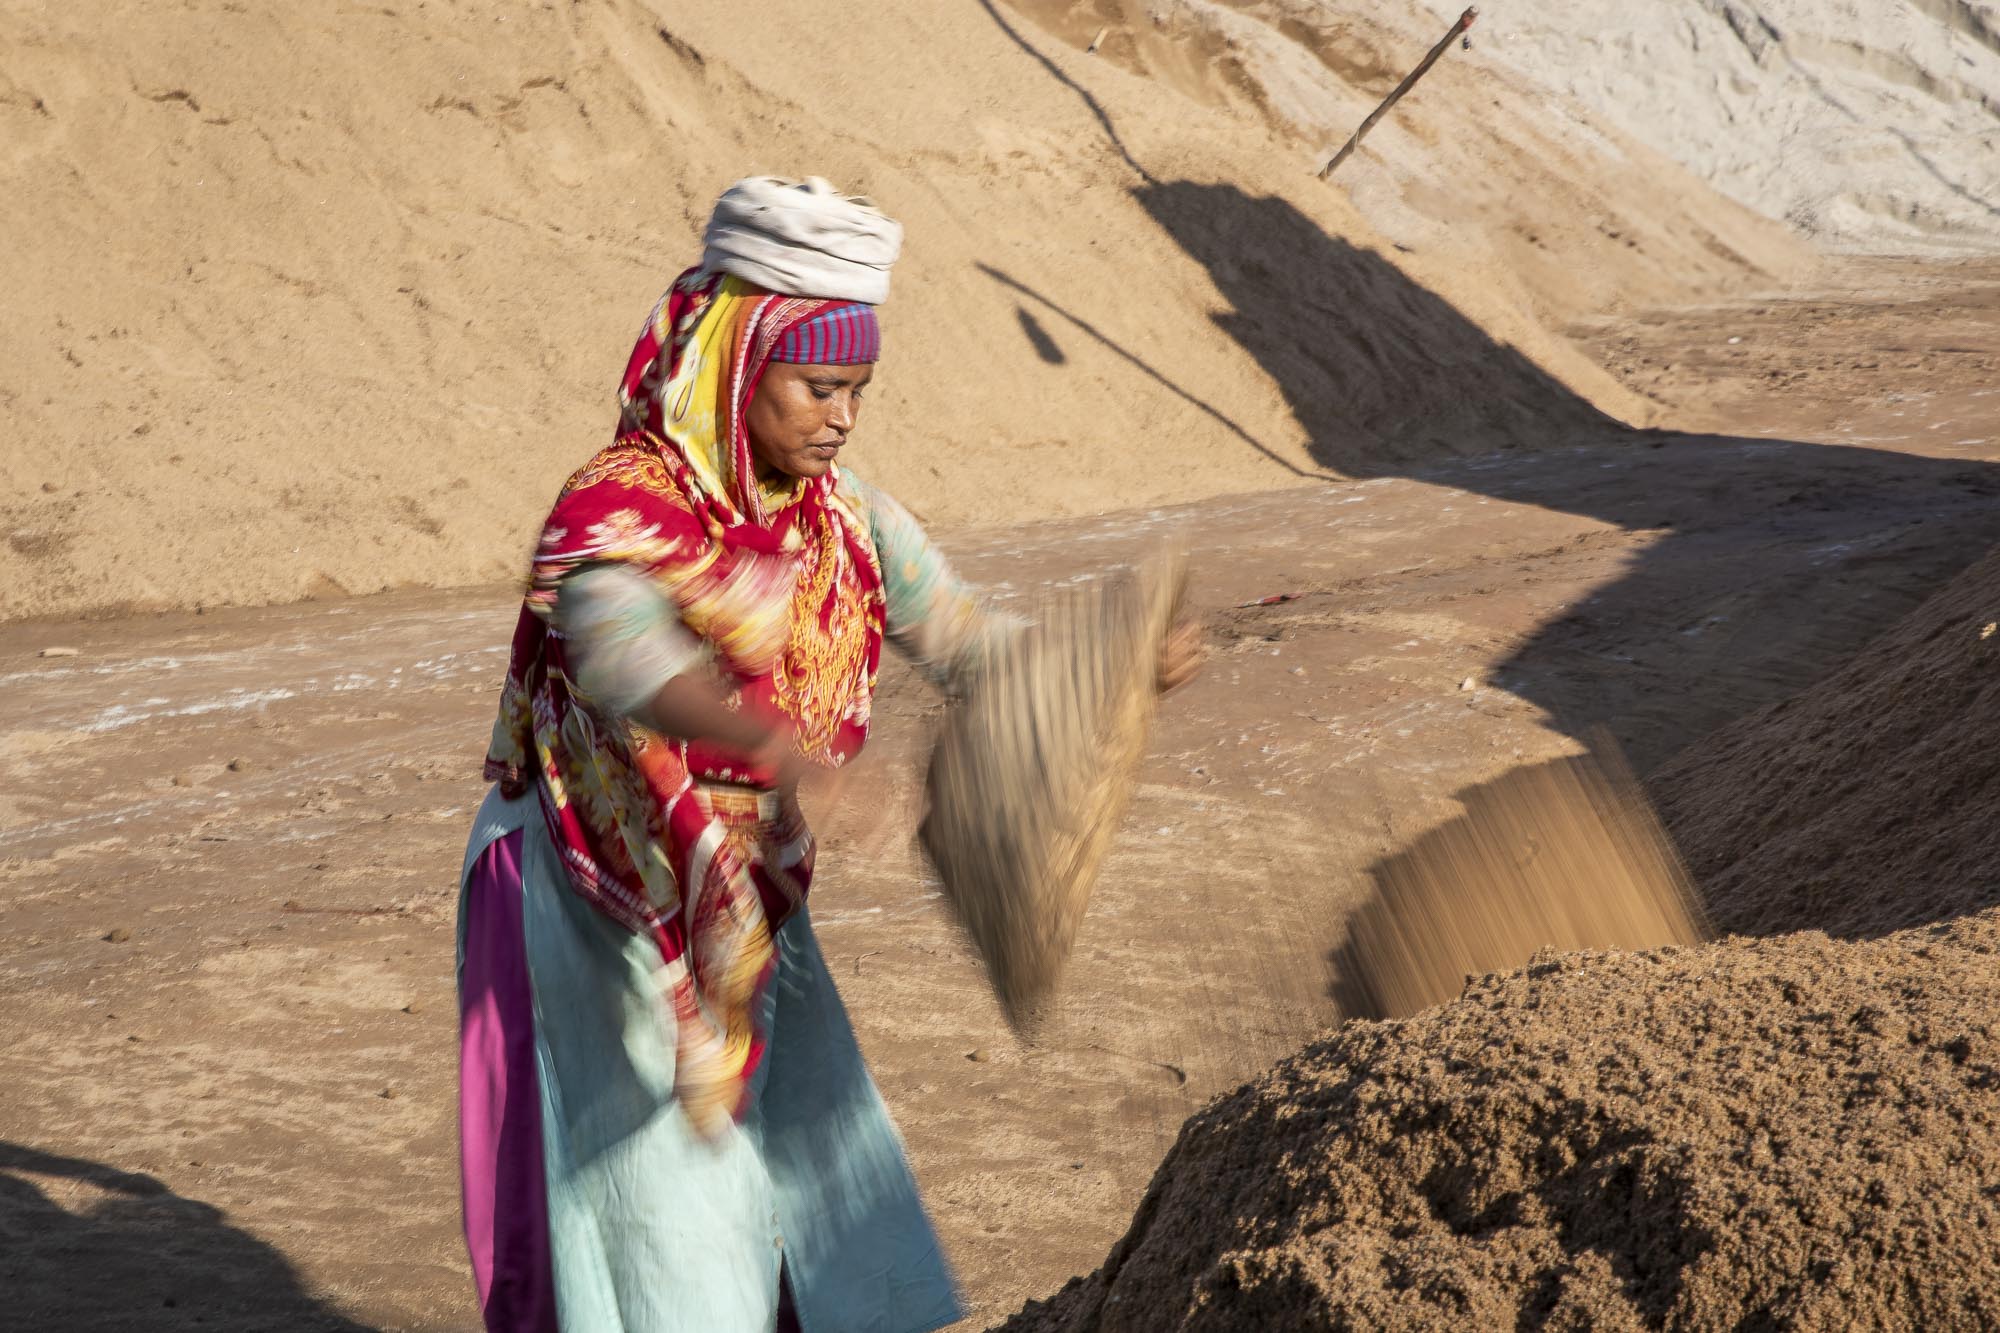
[[701, 176, 904, 306]]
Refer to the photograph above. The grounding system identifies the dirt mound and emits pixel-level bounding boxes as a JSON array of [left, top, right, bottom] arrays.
[[0, 0, 1807, 621], [1653, 547, 2000, 940], [1000, 539, 2000, 1330], [997, 910, 2000, 1331]]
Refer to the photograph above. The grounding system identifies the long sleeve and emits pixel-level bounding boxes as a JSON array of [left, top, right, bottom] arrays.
[[552, 564, 711, 720], [846, 473, 1023, 690]]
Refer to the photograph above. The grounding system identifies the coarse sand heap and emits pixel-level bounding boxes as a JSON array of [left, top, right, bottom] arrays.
[[998, 552, 2000, 1330], [1, 0, 1807, 622], [998, 915, 2000, 1331]]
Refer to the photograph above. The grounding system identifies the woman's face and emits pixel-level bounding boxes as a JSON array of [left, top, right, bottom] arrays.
[[744, 362, 875, 480]]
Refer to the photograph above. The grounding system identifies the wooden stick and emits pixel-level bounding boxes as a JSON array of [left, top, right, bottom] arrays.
[[1318, 7, 1478, 180]]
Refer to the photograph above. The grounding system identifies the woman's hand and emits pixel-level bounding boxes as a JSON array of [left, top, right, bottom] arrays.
[[1157, 618, 1204, 695], [750, 724, 814, 793], [640, 674, 811, 790]]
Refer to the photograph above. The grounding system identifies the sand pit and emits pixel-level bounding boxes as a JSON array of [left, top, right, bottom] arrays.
[[1655, 546, 2000, 940], [1000, 910, 2000, 1331]]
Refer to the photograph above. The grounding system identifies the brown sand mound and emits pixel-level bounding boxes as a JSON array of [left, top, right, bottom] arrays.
[[1332, 748, 1707, 1019], [1653, 547, 2000, 939], [998, 910, 2000, 1332], [0, 0, 1807, 621]]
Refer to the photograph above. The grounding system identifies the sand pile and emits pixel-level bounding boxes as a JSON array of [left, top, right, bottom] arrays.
[[1020, 1, 2000, 255], [0, 0, 1807, 621], [1490, 0, 2000, 254], [1653, 548, 2000, 940], [999, 911, 2000, 1331], [1000, 537, 2000, 1329]]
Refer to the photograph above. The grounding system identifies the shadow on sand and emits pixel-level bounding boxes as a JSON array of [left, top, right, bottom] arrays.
[[0, 1141, 375, 1332], [1131, 181, 2000, 775], [1133, 184, 2000, 1007], [976, 3, 2000, 774]]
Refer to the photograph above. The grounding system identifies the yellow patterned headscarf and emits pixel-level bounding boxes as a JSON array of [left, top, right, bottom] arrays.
[[617, 274, 827, 524]]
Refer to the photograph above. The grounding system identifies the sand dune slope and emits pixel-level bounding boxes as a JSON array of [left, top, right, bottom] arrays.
[[0, 0, 1805, 620], [1654, 547, 2000, 939]]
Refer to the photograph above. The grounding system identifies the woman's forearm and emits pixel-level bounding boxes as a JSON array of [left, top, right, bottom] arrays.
[[554, 564, 803, 779], [637, 672, 774, 752]]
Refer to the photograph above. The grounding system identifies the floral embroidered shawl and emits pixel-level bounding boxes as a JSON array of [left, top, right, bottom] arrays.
[[485, 270, 887, 1135]]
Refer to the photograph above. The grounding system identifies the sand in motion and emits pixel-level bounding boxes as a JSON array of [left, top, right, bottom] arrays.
[[1332, 743, 1708, 1020], [998, 516, 2000, 1331], [3, 0, 2000, 1329]]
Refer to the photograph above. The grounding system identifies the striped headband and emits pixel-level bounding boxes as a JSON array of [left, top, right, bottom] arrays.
[[768, 302, 881, 366]]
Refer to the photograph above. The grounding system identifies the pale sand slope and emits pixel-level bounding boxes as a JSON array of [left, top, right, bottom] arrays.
[[1023, 1, 2000, 254], [1492, 0, 2000, 253], [0, 0, 1806, 621]]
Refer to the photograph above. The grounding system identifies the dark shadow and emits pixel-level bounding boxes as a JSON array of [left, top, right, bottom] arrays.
[[0, 1141, 376, 1331], [1014, 305, 1068, 364], [1135, 179, 2000, 775], [1137, 181, 1623, 472], [984, 0, 2000, 944], [981, 262, 1329, 480]]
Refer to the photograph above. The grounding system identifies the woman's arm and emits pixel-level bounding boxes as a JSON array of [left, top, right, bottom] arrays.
[[848, 474, 1023, 690], [554, 565, 807, 783], [850, 474, 1202, 696]]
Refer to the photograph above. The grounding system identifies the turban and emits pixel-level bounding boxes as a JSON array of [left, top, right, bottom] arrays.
[[701, 176, 903, 305]]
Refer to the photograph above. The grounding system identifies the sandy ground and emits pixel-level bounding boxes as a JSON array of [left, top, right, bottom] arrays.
[[2, 260, 1995, 1329]]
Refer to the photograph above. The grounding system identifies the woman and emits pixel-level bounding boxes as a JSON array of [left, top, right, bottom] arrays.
[[457, 178, 1195, 1333]]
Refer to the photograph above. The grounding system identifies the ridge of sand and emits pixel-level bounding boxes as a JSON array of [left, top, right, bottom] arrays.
[[1490, 0, 2000, 254], [1653, 546, 2000, 940], [0, 0, 1807, 622]]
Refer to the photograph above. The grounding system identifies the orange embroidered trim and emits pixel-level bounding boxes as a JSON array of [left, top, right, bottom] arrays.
[[773, 507, 874, 760]]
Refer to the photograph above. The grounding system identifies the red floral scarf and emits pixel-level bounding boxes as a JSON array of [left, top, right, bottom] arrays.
[[485, 269, 887, 1135]]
